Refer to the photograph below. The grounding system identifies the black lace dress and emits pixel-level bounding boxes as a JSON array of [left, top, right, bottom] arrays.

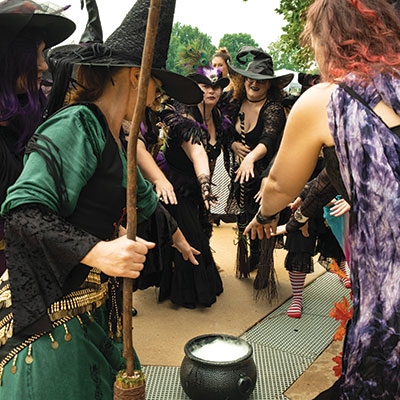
[[226, 99, 286, 296], [156, 100, 229, 308], [227, 100, 286, 216]]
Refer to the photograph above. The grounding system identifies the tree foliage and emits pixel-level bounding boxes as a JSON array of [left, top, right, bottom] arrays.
[[267, 0, 315, 72], [167, 1, 318, 76], [217, 33, 259, 67], [167, 24, 261, 74], [267, 40, 299, 71]]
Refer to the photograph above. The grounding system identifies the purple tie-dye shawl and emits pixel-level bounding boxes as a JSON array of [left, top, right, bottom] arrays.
[[327, 73, 400, 398]]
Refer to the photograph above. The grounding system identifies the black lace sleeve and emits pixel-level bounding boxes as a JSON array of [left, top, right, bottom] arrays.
[[4, 204, 100, 334], [258, 101, 286, 157], [299, 180, 312, 201], [300, 168, 340, 218]]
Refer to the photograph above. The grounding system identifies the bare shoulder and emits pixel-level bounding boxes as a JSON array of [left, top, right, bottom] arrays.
[[292, 82, 336, 114], [286, 82, 336, 146]]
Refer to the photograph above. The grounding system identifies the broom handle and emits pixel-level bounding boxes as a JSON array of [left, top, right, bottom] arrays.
[[124, 0, 161, 376]]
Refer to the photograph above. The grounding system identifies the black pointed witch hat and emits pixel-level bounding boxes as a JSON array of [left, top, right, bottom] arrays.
[[48, 0, 203, 104], [103, 0, 172, 69], [79, 0, 103, 44]]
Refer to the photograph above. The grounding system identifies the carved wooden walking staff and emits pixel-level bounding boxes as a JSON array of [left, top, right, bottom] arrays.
[[113, 0, 161, 398]]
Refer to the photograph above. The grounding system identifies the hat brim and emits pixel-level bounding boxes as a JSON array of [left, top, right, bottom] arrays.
[[0, 14, 76, 49], [74, 59, 204, 105], [187, 74, 230, 90], [152, 69, 204, 104], [228, 62, 294, 89], [49, 44, 203, 105]]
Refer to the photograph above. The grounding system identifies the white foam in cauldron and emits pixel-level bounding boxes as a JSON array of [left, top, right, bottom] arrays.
[[191, 338, 249, 362]]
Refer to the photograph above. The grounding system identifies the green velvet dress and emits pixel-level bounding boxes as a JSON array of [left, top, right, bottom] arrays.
[[0, 104, 157, 399]]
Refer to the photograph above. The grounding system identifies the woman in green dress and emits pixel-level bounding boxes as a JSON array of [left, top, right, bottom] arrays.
[[0, 0, 202, 398]]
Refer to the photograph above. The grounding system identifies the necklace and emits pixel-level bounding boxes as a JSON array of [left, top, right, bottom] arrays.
[[246, 95, 267, 103], [204, 114, 212, 122]]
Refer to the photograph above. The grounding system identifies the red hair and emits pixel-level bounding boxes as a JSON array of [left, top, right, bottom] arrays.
[[302, 0, 400, 81]]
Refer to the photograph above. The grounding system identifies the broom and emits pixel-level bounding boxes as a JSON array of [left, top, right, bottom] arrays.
[[113, 0, 161, 398], [235, 111, 250, 278]]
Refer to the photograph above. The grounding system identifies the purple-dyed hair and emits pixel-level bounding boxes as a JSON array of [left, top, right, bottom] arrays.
[[0, 28, 47, 155]]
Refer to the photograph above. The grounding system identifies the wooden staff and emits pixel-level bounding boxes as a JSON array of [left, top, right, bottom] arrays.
[[124, 0, 161, 378]]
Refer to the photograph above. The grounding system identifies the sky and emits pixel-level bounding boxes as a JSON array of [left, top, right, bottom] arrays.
[[49, 0, 285, 50]]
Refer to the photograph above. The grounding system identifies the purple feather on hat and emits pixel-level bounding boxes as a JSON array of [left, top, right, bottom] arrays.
[[188, 64, 230, 89], [196, 65, 223, 84]]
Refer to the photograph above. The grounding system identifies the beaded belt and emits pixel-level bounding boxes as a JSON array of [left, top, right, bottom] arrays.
[[0, 269, 109, 372], [1, 269, 108, 343], [0, 271, 12, 347], [47, 281, 108, 321], [48, 268, 108, 321]]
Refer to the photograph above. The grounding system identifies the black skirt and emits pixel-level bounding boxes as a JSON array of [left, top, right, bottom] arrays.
[[161, 184, 223, 309]]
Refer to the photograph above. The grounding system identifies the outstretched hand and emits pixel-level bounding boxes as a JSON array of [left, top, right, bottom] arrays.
[[270, 219, 309, 237], [254, 176, 268, 204], [198, 174, 218, 210], [234, 155, 255, 184], [243, 215, 279, 240], [273, 224, 287, 236]]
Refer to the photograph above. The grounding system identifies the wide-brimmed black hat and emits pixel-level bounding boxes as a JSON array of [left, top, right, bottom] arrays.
[[228, 46, 294, 89], [48, 0, 203, 105], [0, 0, 76, 49], [187, 65, 230, 90]]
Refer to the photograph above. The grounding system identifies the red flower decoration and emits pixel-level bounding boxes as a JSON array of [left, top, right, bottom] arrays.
[[332, 353, 343, 378], [328, 260, 354, 376]]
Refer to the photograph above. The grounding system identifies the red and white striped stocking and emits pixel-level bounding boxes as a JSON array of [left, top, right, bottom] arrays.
[[287, 271, 306, 318]]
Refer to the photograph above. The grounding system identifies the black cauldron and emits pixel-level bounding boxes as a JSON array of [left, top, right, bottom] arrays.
[[180, 334, 257, 400]]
